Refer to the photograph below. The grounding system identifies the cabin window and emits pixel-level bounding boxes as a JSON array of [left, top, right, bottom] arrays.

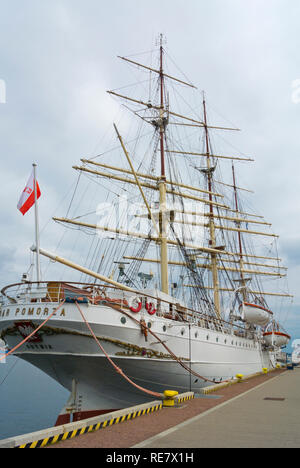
[[121, 317, 126, 324], [163, 325, 167, 332]]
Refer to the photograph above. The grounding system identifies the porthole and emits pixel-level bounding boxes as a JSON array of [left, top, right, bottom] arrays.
[[224, 339, 227, 344], [147, 322, 152, 328], [206, 335, 209, 340], [121, 317, 126, 324], [181, 329, 185, 336], [195, 332, 198, 338], [163, 325, 167, 332], [216, 337, 219, 342]]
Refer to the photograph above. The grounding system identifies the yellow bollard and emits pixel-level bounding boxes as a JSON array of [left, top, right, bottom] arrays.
[[276, 364, 281, 369], [163, 390, 179, 407], [235, 374, 244, 382], [262, 367, 268, 374]]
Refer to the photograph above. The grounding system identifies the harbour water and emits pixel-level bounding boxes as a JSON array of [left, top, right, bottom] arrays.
[[0, 356, 68, 439]]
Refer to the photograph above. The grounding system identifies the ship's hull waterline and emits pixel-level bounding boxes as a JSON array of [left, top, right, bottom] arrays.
[[0, 299, 275, 423]]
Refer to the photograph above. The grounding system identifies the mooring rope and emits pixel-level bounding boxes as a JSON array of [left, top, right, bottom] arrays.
[[75, 301, 164, 399], [0, 300, 66, 362], [105, 302, 233, 385], [0, 296, 232, 389]]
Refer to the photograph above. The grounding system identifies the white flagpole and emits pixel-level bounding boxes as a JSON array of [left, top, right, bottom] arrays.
[[32, 163, 41, 282]]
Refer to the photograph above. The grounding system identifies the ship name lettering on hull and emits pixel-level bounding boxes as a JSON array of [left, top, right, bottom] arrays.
[[0, 307, 66, 318]]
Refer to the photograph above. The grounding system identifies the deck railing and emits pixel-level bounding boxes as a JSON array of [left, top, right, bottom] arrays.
[[1, 281, 252, 337]]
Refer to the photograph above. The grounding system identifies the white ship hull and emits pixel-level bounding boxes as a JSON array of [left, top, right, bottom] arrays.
[[0, 299, 275, 424]]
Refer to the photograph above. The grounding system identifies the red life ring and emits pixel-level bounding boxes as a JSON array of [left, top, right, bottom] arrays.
[[145, 301, 156, 316], [129, 297, 142, 313]]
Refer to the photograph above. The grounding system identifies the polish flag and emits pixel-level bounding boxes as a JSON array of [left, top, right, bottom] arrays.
[[17, 170, 41, 215]]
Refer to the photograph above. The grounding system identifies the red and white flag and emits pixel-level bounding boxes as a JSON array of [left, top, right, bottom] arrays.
[[17, 170, 41, 215]]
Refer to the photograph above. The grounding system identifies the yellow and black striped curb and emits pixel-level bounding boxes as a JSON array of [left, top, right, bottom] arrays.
[[175, 392, 194, 404], [0, 392, 195, 449], [201, 380, 236, 394], [17, 404, 163, 448], [0, 400, 163, 449], [201, 368, 282, 395]]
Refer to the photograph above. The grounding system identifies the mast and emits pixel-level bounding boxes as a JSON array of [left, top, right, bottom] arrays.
[[203, 94, 221, 318], [158, 34, 169, 294], [232, 163, 247, 300]]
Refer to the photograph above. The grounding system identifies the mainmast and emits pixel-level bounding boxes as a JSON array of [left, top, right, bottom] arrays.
[[203, 95, 221, 318], [158, 34, 169, 294]]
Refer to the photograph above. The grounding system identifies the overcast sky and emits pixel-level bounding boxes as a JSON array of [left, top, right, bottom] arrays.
[[0, 0, 299, 347]]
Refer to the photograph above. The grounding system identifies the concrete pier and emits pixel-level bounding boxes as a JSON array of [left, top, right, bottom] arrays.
[[1, 368, 299, 448], [135, 368, 300, 448]]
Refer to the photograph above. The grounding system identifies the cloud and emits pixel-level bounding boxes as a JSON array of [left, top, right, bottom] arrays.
[[281, 238, 300, 267]]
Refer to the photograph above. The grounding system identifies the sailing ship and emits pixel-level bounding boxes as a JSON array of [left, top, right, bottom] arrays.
[[0, 36, 293, 425]]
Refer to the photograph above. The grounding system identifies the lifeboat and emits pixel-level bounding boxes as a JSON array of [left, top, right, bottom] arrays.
[[240, 302, 273, 326], [263, 331, 291, 348]]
